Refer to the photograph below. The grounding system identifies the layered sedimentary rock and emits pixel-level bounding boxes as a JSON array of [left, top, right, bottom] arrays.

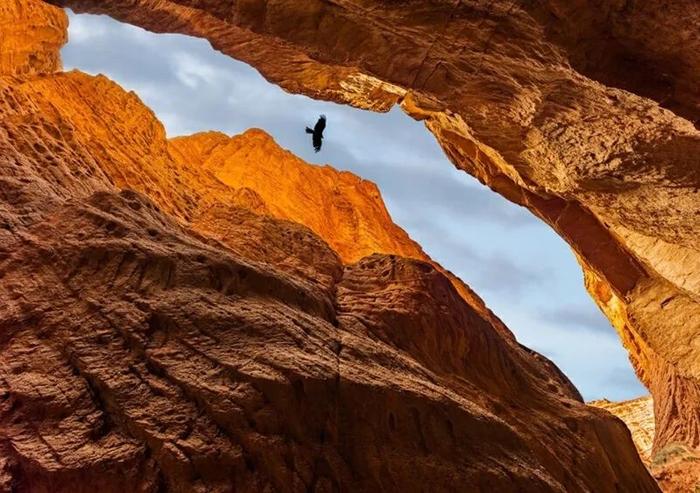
[[0, 2, 660, 491], [592, 395, 700, 492], [169, 130, 518, 343], [591, 396, 655, 463], [45, 0, 700, 466]]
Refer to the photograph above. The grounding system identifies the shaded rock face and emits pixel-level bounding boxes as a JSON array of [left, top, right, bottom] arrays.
[[0, 2, 660, 491], [592, 396, 700, 493], [44, 0, 700, 463], [169, 130, 520, 344], [591, 396, 655, 463]]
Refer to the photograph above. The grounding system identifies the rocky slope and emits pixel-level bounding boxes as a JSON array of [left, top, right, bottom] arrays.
[[169, 130, 520, 343], [0, 2, 660, 491], [592, 395, 700, 493], [45, 0, 700, 473], [170, 130, 424, 264], [591, 396, 655, 463]]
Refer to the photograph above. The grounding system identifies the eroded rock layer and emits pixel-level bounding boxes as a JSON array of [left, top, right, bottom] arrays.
[[592, 395, 700, 492], [42, 0, 700, 465], [591, 396, 655, 463], [0, 0, 67, 76], [170, 130, 424, 264], [0, 2, 659, 491], [169, 130, 517, 343]]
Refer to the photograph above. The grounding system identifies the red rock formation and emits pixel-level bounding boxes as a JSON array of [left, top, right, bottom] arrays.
[[0, 0, 67, 76], [45, 0, 700, 470], [591, 396, 655, 463], [0, 185, 656, 492], [170, 130, 525, 344], [652, 445, 700, 493], [0, 1, 661, 491], [170, 130, 424, 264], [592, 395, 700, 492]]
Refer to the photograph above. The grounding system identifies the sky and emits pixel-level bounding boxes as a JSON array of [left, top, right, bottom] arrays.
[[61, 11, 647, 402]]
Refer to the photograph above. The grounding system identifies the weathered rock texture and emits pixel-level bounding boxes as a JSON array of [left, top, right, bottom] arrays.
[[0, 0, 67, 77], [0, 1, 661, 491], [591, 396, 655, 463], [170, 131, 423, 264], [169, 130, 517, 343], [651, 444, 700, 493], [593, 395, 700, 493], [44, 0, 700, 470]]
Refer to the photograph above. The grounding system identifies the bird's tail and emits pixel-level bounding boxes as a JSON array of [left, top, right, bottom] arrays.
[[305, 127, 314, 134]]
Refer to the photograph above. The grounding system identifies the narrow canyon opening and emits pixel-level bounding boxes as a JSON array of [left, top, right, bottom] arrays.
[[62, 10, 646, 404], [5, 0, 699, 490]]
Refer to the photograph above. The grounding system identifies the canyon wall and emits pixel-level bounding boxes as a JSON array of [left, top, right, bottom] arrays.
[[0, 0, 67, 76], [591, 396, 656, 464], [0, 1, 660, 491], [44, 0, 700, 464], [168, 130, 519, 343], [169, 130, 426, 264], [592, 395, 700, 493]]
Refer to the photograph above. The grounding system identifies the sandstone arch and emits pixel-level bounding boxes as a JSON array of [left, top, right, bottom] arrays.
[[43, 0, 700, 458], [2, 0, 699, 490]]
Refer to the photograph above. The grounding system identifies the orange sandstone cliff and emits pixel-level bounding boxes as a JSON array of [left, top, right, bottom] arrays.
[[0, 2, 661, 492], [169, 130, 519, 343], [43, 0, 700, 480], [170, 130, 424, 264]]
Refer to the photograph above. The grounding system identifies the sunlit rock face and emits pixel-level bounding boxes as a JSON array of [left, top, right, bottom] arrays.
[[43, 0, 700, 469], [169, 129, 521, 344], [0, 1, 661, 491], [170, 130, 425, 264], [0, 0, 67, 76]]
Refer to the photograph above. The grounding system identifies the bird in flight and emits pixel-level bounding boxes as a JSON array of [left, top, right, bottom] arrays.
[[306, 115, 326, 152]]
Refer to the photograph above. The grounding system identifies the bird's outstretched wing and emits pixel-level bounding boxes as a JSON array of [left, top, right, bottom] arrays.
[[314, 115, 326, 134]]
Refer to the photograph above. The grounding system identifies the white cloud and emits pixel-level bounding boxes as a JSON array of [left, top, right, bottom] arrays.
[[66, 10, 108, 42], [172, 52, 222, 88]]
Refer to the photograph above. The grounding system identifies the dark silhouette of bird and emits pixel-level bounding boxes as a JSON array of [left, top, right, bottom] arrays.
[[306, 115, 326, 152]]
